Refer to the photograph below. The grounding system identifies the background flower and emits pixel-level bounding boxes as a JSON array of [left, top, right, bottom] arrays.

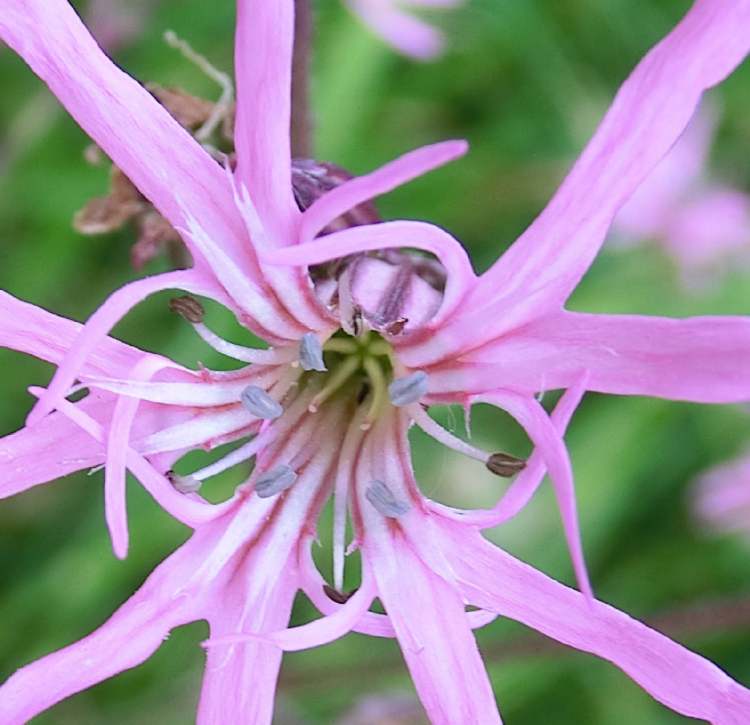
[[610, 101, 750, 288], [344, 0, 461, 60], [1, 1, 750, 723]]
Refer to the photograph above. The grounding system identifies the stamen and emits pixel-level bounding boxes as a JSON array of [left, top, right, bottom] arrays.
[[255, 464, 298, 498], [240, 385, 284, 419], [193, 323, 295, 365], [388, 371, 428, 406], [308, 355, 360, 412], [486, 452, 527, 478], [333, 412, 368, 592], [170, 295, 294, 365], [365, 480, 410, 518], [323, 338, 358, 355], [361, 357, 387, 429], [169, 295, 204, 323], [299, 332, 327, 372], [369, 339, 393, 357], [323, 584, 357, 604], [409, 403, 499, 466], [166, 470, 203, 494], [190, 385, 316, 482]]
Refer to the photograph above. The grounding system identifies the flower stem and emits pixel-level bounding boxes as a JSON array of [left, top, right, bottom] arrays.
[[291, 0, 313, 158]]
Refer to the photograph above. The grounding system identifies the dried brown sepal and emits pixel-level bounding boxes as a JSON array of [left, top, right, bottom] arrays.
[[147, 83, 216, 129], [291, 158, 380, 232], [486, 452, 527, 478], [323, 584, 357, 604], [73, 167, 144, 235], [131, 210, 184, 270], [220, 110, 236, 144], [169, 295, 205, 324]]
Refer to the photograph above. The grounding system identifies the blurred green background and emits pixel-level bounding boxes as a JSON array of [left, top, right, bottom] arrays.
[[1, 0, 750, 722]]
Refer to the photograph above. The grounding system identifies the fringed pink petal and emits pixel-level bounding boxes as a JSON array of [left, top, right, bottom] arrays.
[[178, 210, 309, 339], [233, 0, 298, 240], [0, 291, 145, 377], [297, 539, 397, 637], [397, 272, 566, 367], [206, 567, 377, 652], [431, 376, 588, 527], [363, 532, 502, 724], [262, 220, 475, 325], [444, 522, 750, 724], [474, 0, 750, 317], [26, 269, 213, 425], [0, 0, 252, 271], [197, 504, 318, 723], [137, 412, 256, 460], [84, 375, 266, 407], [227, 170, 332, 331], [198, 571, 297, 725], [456, 311, 750, 403], [105, 357, 181, 559], [345, 0, 447, 60], [0, 397, 108, 500], [476, 389, 592, 600], [42, 392, 223, 528], [0, 528, 213, 724], [405, 0, 750, 361], [299, 140, 469, 242]]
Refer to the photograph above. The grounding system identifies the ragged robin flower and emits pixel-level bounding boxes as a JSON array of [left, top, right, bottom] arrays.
[[344, 0, 462, 60], [610, 100, 750, 288], [2, 0, 750, 723]]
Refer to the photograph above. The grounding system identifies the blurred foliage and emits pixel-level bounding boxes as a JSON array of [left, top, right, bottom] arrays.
[[1, 0, 750, 723]]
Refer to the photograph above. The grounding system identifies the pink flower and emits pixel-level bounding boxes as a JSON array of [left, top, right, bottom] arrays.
[[344, 0, 461, 60], [85, 0, 156, 53], [611, 102, 750, 285], [693, 448, 750, 534], [3, 0, 750, 723]]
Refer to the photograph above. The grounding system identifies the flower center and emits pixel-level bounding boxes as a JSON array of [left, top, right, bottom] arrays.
[[308, 331, 394, 429]]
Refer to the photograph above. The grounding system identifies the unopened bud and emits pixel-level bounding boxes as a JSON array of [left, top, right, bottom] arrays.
[[486, 452, 527, 478], [169, 295, 205, 324]]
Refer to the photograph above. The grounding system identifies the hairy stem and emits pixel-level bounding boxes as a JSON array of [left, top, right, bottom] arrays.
[[291, 0, 313, 158]]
